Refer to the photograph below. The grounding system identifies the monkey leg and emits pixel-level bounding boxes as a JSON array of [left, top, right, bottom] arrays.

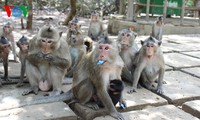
[[121, 67, 133, 84], [47, 67, 65, 96], [69, 102, 108, 120], [11, 41, 19, 62], [23, 61, 40, 96], [16, 61, 26, 87]]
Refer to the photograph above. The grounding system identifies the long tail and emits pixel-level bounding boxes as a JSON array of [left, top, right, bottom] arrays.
[[0, 89, 74, 111]]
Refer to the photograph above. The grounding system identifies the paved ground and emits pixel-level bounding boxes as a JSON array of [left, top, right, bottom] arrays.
[[0, 12, 200, 119]]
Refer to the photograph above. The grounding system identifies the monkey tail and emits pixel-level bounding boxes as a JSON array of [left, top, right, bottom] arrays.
[[0, 89, 74, 111]]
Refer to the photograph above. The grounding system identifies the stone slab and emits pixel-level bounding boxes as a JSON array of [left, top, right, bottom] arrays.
[[181, 51, 200, 59], [0, 61, 21, 77], [164, 53, 200, 69], [161, 43, 200, 52], [119, 85, 168, 112], [162, 71, 200, 105], [94, 105, 200, 120], [0, 102, 77, 120], [182, 100, 200, 119], [181, 67, 200, 78], [0, 83, 72, 110]]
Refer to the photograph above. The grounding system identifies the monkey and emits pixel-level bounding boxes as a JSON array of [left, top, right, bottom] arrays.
[[0, 22, 18, 62], [16, 36, 29, 87], [117, 29, 138, 84], [128, 36, 165, 95], [109, 79, 125, 107], [151, 16, 164, 41], [66, 34, 86, 77], [68, 36, 125, 120], [23, 25, 71, 96], [66, 17, 82, 43], [0, 36, 11, 85], [83, 36, 93, 53], [1, 36, 125, 120], [88, 13, 105, 41]]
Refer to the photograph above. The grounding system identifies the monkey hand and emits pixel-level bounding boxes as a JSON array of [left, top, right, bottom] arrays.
[[44, 53, 54, 62], [156, 86, 163, 95], [110, 112, 125, 120], [36, 52, 44, 59]]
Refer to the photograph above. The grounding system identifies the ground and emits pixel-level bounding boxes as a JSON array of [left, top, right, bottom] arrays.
[[0, 11, 200, 120]]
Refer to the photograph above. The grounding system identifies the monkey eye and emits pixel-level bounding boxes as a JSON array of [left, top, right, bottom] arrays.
[[127, 34, 130, 37], [105, 46, 109, 50], [41, 39, 46, 42], [121, 33, 124, 36], [48, 40, 52, 43], [99, 46, 103, 49]]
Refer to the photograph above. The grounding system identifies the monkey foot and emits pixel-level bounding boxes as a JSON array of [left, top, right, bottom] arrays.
[[16, 81, 24, 88], [110, 112, 125, 120], [22, 87, 39, 96], [86, 103, 100, 110], [127, 88, 136, 94], [47, 90, 64, 96]]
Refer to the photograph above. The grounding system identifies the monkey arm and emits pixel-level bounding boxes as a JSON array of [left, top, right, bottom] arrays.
[[121, 67, 133, 84], [45, 54, 70, 69], [157, 68, 165, 94], [26, 52, 44, 66]]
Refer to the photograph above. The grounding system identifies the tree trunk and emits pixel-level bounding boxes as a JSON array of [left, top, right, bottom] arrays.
[[26, 0, 33, 29], [63, 0, 77, 26], [21, 18, 25, 29], [126, 0, 134, 21], [119, 0, 126, 14]]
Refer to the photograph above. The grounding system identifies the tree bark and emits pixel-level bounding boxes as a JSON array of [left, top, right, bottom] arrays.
[[26, 0, 33, 29], [63, 0, 77, 26], [119, 0, 126, 14], [126, 0, 134, 21]]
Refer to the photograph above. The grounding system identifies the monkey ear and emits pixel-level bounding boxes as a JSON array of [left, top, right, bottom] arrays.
[[140, 40, 144, 45], [158, 41, 162, 46]]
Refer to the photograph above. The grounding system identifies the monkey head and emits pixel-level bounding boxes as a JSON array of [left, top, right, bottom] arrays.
[[3, 22, 14, 34], [118, 29, 137, 49], [69, 17, 81, 30], [95, 36, 118, 64], [0, 36, 11, 54], [157, 16, 163, 24], [141, 37, 162, 58], [17, 36, 29, 53], [37, 25, 61, 54], [90, 13, 99, 22]]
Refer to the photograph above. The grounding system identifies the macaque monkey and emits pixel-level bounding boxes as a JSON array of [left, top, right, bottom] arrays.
[[1, 22, 18, 62], [88, 13, 105, 41], [23, 25, 71, 96], [128, 36, 165, 94], [66, 17, 82, 43], [69, 36, 125, 120], [0, 36, 11, 85], [16, 36, 29, 87], [66, 34, 86, 77], [151, 16, 164, 41], [1, 36, 125, 120], [117, 29, 138, 84]]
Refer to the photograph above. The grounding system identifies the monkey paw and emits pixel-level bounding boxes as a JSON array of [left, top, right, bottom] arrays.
[[86, 103, 100, 110], [16, 81, 24, 88], [156, 87, 163, 95], [127, 88, 136, 94], [110, 112, 125, 120]]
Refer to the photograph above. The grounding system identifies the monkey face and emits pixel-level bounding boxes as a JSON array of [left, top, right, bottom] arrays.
[[17, 42, 29, 52], [40, 38, 54, 54], [98, 44, 112, 61], [0, 44, 10, 54], [3, 25, 12, 34], [142, 37, 161, 57], [91, 15, 98, 22]]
